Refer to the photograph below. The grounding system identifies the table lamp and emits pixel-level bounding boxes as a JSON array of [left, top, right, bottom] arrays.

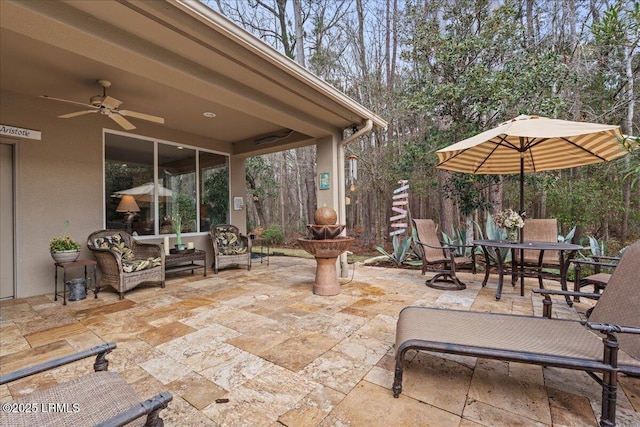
[[116, 195, 140, 225]]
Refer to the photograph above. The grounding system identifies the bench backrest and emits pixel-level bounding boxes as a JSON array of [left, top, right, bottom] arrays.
[[522, 218, 559, 265], [589, 240, 640, 361], [413, 219, 445, 262]]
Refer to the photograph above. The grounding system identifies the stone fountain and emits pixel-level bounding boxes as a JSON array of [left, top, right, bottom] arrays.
[[297, 207, 354, 296]]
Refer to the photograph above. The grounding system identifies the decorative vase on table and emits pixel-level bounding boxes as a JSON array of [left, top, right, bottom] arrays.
[[506, 228, 519, 243]]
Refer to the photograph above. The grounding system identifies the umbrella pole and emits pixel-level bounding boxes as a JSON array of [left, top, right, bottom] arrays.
[[519, 153, 525, 293]]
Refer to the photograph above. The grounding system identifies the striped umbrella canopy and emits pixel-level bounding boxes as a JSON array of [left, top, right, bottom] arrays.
[[436, 115, 627, 216]]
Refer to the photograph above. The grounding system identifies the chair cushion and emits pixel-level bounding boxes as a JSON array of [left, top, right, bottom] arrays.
[[0, 371, 145, 427], [122, 257, 162, 273], [93, 234, 134, 261], [215, 230, 247, 255]]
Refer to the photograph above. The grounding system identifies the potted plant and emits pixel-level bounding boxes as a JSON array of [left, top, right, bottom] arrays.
[[50, 220, 82, 263], [172, 213, 185, 250], [494, 209, 525, 242]]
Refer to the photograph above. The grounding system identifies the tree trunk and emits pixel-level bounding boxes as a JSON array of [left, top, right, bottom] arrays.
[[439, 170, 454, 236], [621, 44, 634, 244]]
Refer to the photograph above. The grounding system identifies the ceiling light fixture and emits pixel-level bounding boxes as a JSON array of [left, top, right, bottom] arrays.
[[203, 112, 216, 118]]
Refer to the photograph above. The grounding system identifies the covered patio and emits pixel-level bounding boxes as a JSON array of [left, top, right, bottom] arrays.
[[2, 260, 639, 426]]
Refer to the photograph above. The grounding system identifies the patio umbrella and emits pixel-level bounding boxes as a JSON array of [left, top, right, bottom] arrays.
[[435, 115, 627, 217], [113, 182, 173, 203]]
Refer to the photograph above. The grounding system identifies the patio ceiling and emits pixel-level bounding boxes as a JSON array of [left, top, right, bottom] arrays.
[[0, 0, 386, 156]]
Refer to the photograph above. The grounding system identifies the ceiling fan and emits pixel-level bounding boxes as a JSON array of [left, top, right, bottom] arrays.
[[41, 79, 165, 130]]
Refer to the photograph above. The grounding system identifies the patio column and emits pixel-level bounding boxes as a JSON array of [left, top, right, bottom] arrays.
[[316, 133, 349, 277], [228, 156, 247, 234]]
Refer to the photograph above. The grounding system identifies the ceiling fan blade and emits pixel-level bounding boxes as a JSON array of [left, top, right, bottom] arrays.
[[101, 96, 123, 110], [58, 110, 98, 119], [109, 113, 136, 130], [118, 110, 165, 124], [41, 95, 96, 109]]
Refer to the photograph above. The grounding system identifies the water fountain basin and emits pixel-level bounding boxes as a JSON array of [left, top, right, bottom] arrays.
[[307, 224, 345, 240], [297, 236, 354, 296], [297, 236, 354, 258]]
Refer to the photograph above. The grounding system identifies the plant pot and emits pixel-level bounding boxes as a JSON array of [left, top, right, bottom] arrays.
[[51, 249, 80, 264], [506, 228, 519, 243]]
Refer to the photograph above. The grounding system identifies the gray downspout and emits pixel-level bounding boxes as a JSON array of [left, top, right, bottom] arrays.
[[337, 119, 373, 277]]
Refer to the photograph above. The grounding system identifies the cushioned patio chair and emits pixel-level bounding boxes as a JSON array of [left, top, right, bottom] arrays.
[[393, 240, 640, 427], [88, 230, 165, 299], [209, 224, 252, 274], [412, 219, 475, 290], [0, 342, 172, 427]]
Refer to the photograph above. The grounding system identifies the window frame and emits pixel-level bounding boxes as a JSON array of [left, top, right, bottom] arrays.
[[103, 129, 229, 239]]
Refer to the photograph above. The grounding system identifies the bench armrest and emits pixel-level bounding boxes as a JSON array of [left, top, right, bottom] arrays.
[[95, 391, 174, 427], [532, 289, 601, 319], [0, 342, 116, 385]]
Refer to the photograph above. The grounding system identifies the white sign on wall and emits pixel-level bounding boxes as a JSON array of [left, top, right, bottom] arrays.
[[0, 124, 41, 140]]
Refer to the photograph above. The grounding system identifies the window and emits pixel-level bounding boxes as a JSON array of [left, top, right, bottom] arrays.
[[104, 132, 228, 236]]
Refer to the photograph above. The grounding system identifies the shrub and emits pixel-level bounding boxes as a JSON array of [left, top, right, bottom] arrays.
[[261, 225, 284, 245]]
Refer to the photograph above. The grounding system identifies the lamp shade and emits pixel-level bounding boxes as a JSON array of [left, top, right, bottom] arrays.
[[116, 195, 140, 213]]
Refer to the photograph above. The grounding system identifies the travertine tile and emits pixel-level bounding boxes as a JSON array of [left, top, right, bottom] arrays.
[[469, 369, 551, 425], [24, 322, 89, 347], [277, 383, 345, 427], [396, 351, 473, 415], [167, 372, 226, 410], [547, 386, 597, 427], [320, 380, 460, 426], [260, 331, 339, 372], [0, 256, 637, 427], [137, 321, 196, 346]]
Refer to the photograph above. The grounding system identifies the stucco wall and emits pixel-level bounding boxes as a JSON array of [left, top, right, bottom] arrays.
[[1, 90, 235, 298]]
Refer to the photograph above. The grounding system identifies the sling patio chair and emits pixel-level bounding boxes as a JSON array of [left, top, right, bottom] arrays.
[[393, 240, 640, 427], [572, 255, 620, 301], [513, 218, 563, 287], [412, 219, 476, 291], [0, 342, 172, 427]]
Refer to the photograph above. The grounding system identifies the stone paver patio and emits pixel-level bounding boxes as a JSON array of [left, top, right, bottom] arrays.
[[1, 256, 638, 426]]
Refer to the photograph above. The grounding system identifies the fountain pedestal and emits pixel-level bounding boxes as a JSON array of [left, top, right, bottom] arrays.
[[297, 237, 354, 296]]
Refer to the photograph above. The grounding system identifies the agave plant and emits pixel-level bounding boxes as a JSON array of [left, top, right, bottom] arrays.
[[375, 234, 414, 267]]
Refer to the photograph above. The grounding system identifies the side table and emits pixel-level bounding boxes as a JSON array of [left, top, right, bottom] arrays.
[[54, 260, 98, 305], [252, 237, 270, 265], [165, 249, 207, 277]]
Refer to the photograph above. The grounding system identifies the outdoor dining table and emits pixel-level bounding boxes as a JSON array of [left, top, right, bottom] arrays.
[[473, 239, 583, 302]]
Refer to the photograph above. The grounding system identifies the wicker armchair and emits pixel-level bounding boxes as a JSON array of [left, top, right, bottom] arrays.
[[88, 230, 165, 299], [209, 224, 252, 274], [0, 342, 172, 427]]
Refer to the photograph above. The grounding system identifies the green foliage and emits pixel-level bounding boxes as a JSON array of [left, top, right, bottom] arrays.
[[545, 167, 626, 234], [375, 234, 414, 267], [441, 227, 471, 257], [50, 221, 81, 252], [204, 167, 229, 226], [172, 193, 196, 233], [443, 173, 498, 216], [261, 225, 284, 245], [620, 136, 640, 187], [557, 226, 577, 244], [246, 156, 279, 201], [478, 214, 510, 263]]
